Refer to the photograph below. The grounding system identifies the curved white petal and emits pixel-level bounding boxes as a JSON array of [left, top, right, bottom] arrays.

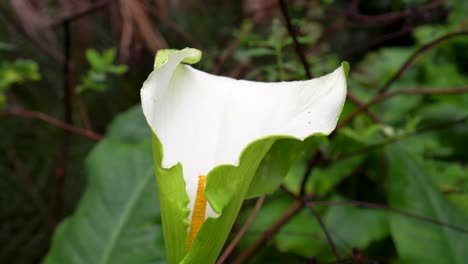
[[141, 49, 347, 219]]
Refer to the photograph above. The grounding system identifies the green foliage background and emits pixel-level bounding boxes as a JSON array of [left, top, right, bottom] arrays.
[[1, 0, 467, 263]]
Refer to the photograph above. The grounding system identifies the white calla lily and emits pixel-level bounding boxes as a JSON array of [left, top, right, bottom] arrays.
[[141, 48, 347, 255]]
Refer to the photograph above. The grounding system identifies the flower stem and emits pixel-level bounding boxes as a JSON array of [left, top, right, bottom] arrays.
[[187, 175, 207, 249]]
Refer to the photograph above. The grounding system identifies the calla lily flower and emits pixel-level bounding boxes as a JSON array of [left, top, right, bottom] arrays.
[[141, 48, 347, 263]]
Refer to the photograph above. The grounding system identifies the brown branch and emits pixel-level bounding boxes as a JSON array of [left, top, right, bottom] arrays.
[[280, 184, 299, 199], [0, 4, 64, 64], [307, 204, 340, 261], [217, 195, 266, 264], [378, 31, 468, 93], [278, 0, 312, 78], [343, 26, 414, 59], [300, 150, 322, 196], [312, 199, 468, 235], [212, 22, 252, 75], [50, 0, 111, 26], [334, 115, 468, 161], [233, 200, 303, 264], [143, 1, 203, 49], [0, 109, 103, 141], [51, 21, 73, 226], [346, 92, 382, 124], [348, 0, 446, 25], [306, 18, 345, 57], [5, 151, 53, 230], [339, 86, 468, 128]]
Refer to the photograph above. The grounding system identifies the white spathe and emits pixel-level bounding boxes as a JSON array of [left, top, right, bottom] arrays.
[[141, 48, 347, 219]]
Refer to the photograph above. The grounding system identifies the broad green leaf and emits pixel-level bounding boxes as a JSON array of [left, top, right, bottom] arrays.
[[387, 144, 468, 264], [275, 200, 388, 259], [418, 103, 468, 159], [321, 202, 389, 253], [275, 207, 324, 258], [425, 160, 468, 214], [43, 106, 165, 264]]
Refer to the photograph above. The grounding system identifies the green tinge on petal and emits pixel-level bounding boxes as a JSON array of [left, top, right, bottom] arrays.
[[152, 134, 190, 263], [153, 48, 202, 70], [182, 137, 276, 263], [341, 61, 350, 79], [153, 131, 276, 263]]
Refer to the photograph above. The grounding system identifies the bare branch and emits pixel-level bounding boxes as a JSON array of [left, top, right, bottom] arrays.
[[312, 199, 468, 235], [307, 204, 340, 261], [334, 115, 468, 161], [1, 109, 103, 141], [339, 86, 468, 128], [278, 0, 312, 78], [233, 200, 303, 264], [347, 92, 382, 124], [378, 31, 468, 93], [217, 196, 266, 264], [348, 0, 446, 25]]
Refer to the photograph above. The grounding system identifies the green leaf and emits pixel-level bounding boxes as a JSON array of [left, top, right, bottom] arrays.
[[321, 201, 389, 252], [306, 156, 364, 196], [108, 65, 129, 75], [275, 206, 324, 258], [275, 198, 389, 259], [86, 49, 104, 70], [0, 93, 5, 109], [151, 134, 190, 264], [282, 133, 365, 196], [43, 106, 165, 264], [246, 138, 304, 198], [386, 144, 468, 264], [0, 59, 41, 90], [102, 49, 117, 65]]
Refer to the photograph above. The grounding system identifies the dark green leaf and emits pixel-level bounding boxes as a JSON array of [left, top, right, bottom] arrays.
[[43, 106, 164, 264], [387, 144, 468, 264]]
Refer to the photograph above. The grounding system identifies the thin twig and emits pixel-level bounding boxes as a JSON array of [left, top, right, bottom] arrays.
[[334, 115, 468, 161], [233, 200, 303, 264], [50, 0, 111, 26], [217, 196, 266, 264], [339, 86, 468, 128], [312, 199, 468, 235], [0, 109, 103, 141], [50, 21, 73, 226], [5, 151, 53, 230], [280, 184, 299, 199], [212, 23, 252, 75], [348, 0, 446, 25], [378, 31, 468, 93], [307, 204, 340, 261], [0, 5, 64, 64], [279, 0, 312, 78], [307, 18, 345, 57], [343, 26, 414, 58], [300, 150, 322, 196], [346, 92, 382, 124]]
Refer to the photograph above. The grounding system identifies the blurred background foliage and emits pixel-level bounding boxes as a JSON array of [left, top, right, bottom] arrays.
[[0, 0, 467, 263]]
